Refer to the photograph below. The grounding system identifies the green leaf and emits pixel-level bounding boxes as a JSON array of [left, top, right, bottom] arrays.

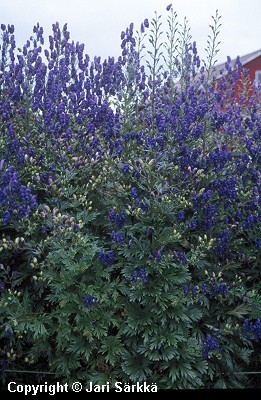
[[227, 304, 251, 319]]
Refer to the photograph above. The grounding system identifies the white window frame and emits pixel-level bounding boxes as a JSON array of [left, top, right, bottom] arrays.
[[255, 70, 261, 87]]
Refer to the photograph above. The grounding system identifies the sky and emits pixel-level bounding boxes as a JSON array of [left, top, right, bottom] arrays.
[[0, 0, 260, 66]]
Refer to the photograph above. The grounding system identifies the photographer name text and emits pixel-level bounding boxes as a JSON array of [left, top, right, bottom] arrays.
[[8, 381, 158, 395]]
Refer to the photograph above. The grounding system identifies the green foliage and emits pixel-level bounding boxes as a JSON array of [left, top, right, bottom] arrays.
[[0, 5, 260, 390]]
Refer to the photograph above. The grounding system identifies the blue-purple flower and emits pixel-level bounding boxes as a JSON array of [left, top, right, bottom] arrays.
[[202, 334, 219, 359], [109, 209, 126, 228], [84, 295, 96, 309], [242, 319, 261, 342], [156, 250, 162, 263], [97, 251, 115, 268], [144, 19, 149, 28], [184, 285, 189, 297], [2, 211, 11, 225], [132, 269, 147, 284], [5, 327, 13, 340], [111, 230, 124, 244]]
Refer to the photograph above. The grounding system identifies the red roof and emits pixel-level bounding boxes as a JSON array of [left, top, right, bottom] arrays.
[[212, 49, 261, 76], [235, 49, 261, 65]]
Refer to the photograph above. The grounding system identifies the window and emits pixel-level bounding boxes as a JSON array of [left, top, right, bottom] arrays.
[[255, 70, 261, 87]]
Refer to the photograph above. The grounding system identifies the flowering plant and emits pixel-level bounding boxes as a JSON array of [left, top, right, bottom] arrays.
[[0, 5, 260, 389]]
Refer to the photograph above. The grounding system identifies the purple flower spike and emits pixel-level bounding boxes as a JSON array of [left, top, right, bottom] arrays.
[[144, 19, 149, 28]]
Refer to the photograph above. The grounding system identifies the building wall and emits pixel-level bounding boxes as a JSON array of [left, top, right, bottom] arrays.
[[244, 55, 261, 84], [234, 56, 261, 102]]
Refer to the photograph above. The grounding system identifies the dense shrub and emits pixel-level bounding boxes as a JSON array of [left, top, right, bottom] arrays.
[[0, 4, 260, 389]]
